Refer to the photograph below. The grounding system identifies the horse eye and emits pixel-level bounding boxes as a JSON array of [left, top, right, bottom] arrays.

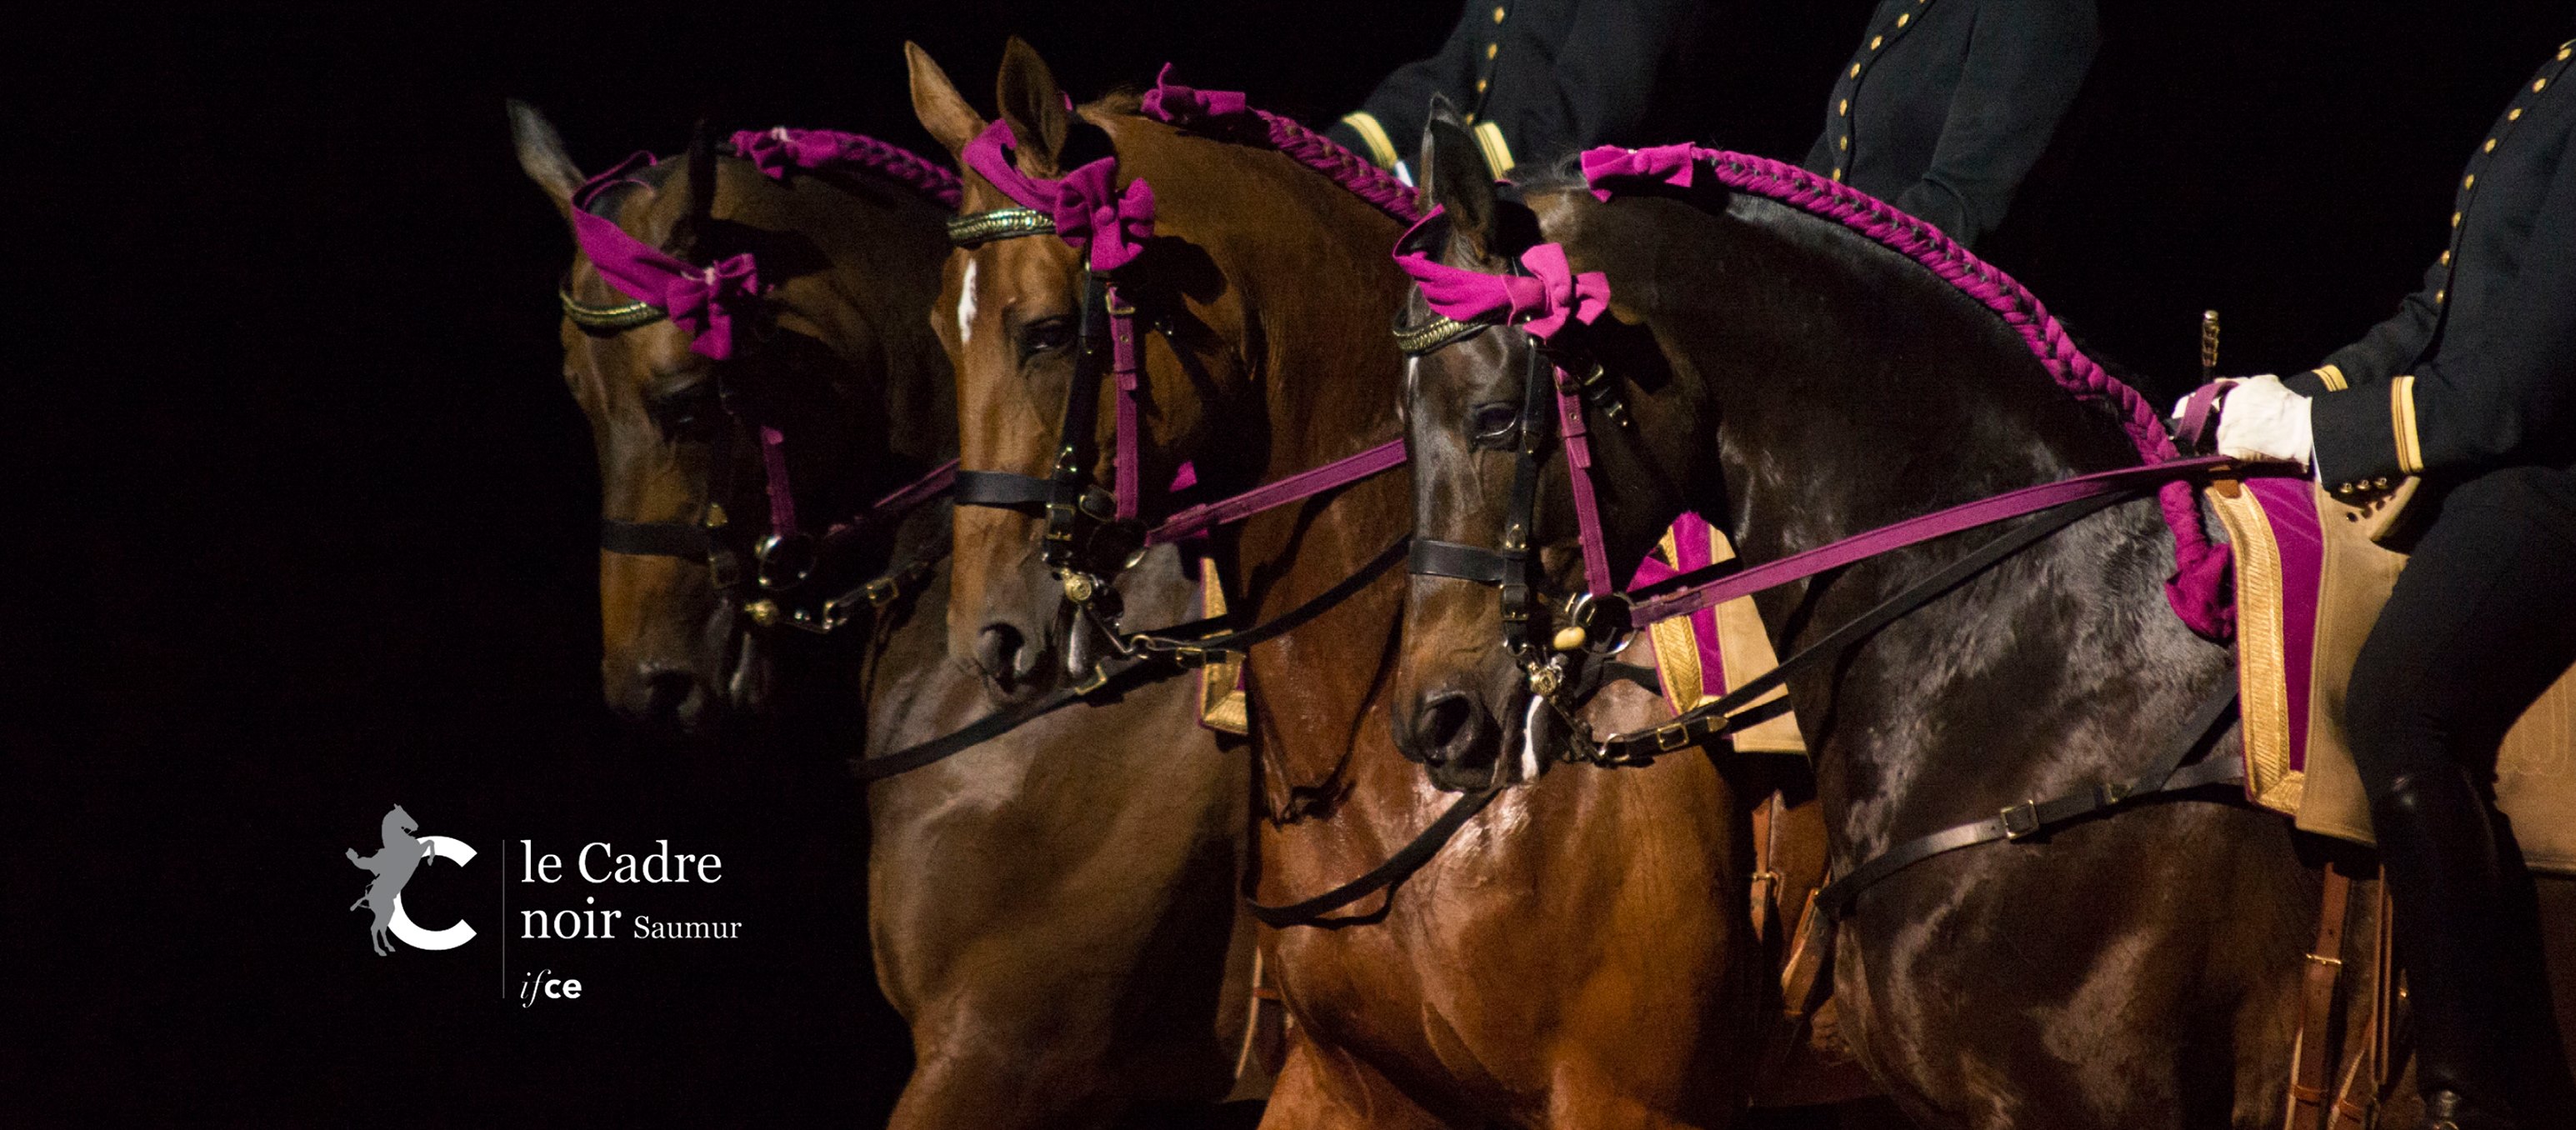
[[648, 384, 723, 439], [1018, 317, 1075, 359], [1470, 402, 1520, 443]]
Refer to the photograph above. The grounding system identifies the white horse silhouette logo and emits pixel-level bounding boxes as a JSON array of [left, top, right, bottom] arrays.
[[345, 805, 478, 955]]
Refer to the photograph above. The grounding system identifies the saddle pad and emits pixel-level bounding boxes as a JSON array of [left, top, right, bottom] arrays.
[[1632, 513, 1806, 754], [2207, 478, 2576, 873]]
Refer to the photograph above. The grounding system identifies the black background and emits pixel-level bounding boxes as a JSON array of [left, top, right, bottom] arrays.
[[21, 0, 2575, 1122]]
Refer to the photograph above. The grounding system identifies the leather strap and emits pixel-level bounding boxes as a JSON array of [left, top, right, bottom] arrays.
[[2291, 862, 2357, 1128], [854, 651, 1171, 783], [1148, 440, 1408, 547], [600, 518, 711, 559], [953, 470, 1056, 510], [1408, 538, 1509, 585], [1813, 678, 2242, 921], [1243, 787, 1499, 927]]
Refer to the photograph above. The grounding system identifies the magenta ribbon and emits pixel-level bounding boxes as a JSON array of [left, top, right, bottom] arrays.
[[1392, 209, 1609, 340], [960, 120, 1155, 272], [568, 152, 763, 360], [1140, 64, 1250, 124], [1054, 161, 1156, 272], [1578, 143, 1700, 202], [728, 127, 840, 180]]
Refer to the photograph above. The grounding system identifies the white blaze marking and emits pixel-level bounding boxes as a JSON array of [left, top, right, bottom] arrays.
[[956, 260, 979, 344]]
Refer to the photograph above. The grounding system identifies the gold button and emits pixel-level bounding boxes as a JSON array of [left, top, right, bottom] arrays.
[[2437, 288, 2447, 303], [2441, 249, 2451, 265], [2374, 477, 2390, 489], [1871, 35, 1884, 49], [1840, 135, 1850, 151], [2485, 138, 2498, 152], [1898, 12, 1911, 25], [2453, 210, 2463, 227], [1493, 5, 1505, 22], [1476, 78, 1488, 92], [1851, 62, 1863, 78], [2561, 46, 2571, 60], [2465, 174, 2476, 189], [2537, 78, 2548, 92], [1832, 168, 1844, 181], [1839, 98, 1850, 116], [2510, 108, 2523, 121], [1486, 43, 1498, 59]]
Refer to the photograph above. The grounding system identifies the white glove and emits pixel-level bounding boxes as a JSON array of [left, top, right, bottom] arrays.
[[2213, 373, 2313, 468]]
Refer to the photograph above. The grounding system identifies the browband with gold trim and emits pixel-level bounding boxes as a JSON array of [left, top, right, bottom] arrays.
[[560, 287, 668, 331], [947, 208, 1057, 248], [1392, 311, 1488, 356]]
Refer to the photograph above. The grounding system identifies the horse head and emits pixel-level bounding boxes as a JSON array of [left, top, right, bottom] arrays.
[[381, 804, 417, 845], [1388, 108, 1705, 788], [513, 100, 956, 739]]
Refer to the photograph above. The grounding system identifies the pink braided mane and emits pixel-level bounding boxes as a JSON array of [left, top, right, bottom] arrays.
[[1582, 145, 2232, 639], [1140, 67, 1422, 224], [728, 128, 963, 208]]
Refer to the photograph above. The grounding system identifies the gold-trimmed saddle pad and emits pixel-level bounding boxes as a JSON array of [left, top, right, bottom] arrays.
[[1633, 513, 1805, 754], [2208, 477, 2576, 873]]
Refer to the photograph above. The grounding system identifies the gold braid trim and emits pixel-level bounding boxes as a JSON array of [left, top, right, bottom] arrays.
[[2391, 375, 2424, 474], [2315, 363, 2348, 392], [947, 208, 1056, 248], [1338, 112, 1400, 170], [560, 287, 666, 331], [1392, 312, 1487, 356]]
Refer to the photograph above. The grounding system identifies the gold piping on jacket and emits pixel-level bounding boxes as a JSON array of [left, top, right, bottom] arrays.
[[1338, 112, 1400, 170], [2316, 363, 2348, 392], [1472, 121, 1517, 178], [2392, 375, 2424, 474]]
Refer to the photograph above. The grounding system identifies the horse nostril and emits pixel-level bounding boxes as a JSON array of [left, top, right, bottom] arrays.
[[975, 623, 1028, 688], [1415, 691, 1485, 765]]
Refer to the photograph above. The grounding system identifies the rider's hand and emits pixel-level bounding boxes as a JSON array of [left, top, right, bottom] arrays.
[[2213, 373, 2313, 468]]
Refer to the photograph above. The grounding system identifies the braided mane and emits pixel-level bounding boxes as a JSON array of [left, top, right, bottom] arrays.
[[727, 128, 963, 208], [1579, 144, 2232, 638], [1139, 68, 1421, 224]]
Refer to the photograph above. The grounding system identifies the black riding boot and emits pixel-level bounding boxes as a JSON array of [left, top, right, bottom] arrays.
[[2374, 763, 2522, 1130]]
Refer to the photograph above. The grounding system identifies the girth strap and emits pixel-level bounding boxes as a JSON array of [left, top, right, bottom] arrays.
[[1811, 678, 2243, 922], [953, 470, 1057, 511]]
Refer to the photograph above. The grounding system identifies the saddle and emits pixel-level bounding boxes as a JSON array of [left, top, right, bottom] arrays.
[[2208, 475, 2576, 873]]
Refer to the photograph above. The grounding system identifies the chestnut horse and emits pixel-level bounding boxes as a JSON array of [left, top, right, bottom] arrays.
[[511, 102, 1261, 1128], [1388, 113, 2576, 1128], [904, 39, 1905, 1129]]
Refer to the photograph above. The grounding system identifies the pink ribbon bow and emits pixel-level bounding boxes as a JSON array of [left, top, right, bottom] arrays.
[[1392, 209, 1609, 340], [1140, 64, 1251, 124], [663, 254, 760, 360], [730, 127, 833, 180], [1053, 159, 1157, 272], [1579, 143, 1701, 202]]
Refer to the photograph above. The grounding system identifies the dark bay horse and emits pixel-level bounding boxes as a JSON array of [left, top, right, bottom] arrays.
[[1390, 113, 2576, 1128], [511, 103, 1260, 1128], [907, 40, 1887, 1128]]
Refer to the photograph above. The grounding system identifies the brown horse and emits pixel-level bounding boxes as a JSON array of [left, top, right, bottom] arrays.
[[512, 102, 1262, 1128], [906, 39, 1904, 1128], [1387, 113, 2576, 1128]]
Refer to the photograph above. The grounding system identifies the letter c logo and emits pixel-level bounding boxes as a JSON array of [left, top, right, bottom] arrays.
[[389, 835, 478, 951]]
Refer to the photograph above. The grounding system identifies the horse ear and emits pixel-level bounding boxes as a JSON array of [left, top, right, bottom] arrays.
[[994, 36, 1070, 178], [508, 99, 582, 219], [908, 42, 988, 158], [1418, 98, 1498, 259], [676, 116, 719, 257]]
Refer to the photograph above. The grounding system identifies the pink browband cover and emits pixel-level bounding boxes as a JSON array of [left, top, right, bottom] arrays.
[[1577, 143, 2234, 640], [569, 152, 761, 360], [958, 120, 1154, 272]]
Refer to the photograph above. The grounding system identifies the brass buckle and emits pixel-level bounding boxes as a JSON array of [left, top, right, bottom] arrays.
[[1999, 800, 2042, 840], [1654, 722, 1693, 752]]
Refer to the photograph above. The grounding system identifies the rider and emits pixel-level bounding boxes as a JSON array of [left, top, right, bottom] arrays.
[[1803, 0, 2099, 252], [1326, 0, 1710, 180], [2212, 36, 2576, 1130]]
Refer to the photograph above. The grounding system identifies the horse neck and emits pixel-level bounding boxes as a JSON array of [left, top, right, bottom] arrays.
[[766, 168, 960, 476], [1578, 191, 2227, 852], [1118, 122, 1418, 802]]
